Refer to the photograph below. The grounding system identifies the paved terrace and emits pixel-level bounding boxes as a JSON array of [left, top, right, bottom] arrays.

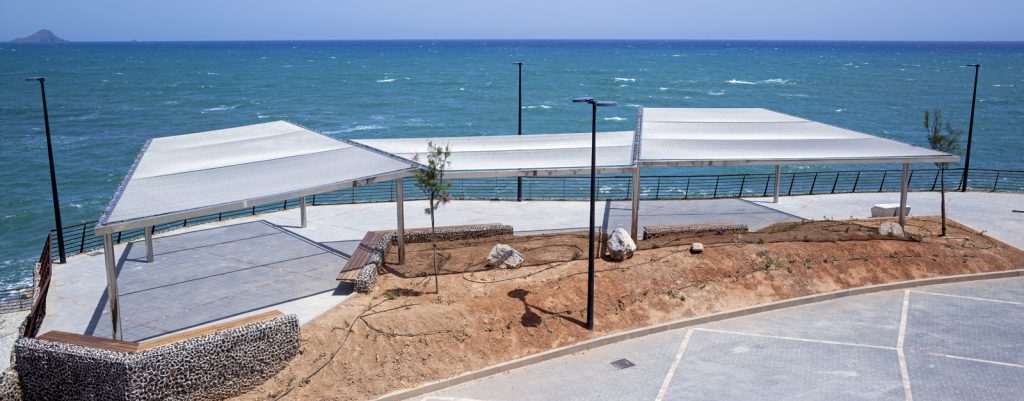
[[40, 192, 1022, 342], [423, 276, 1024, 401]]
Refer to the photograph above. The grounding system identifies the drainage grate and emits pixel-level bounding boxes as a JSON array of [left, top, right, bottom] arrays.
[[610, 358, 636, 370]]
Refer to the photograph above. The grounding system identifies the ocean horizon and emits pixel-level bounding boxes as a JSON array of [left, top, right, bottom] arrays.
[[1, 39, 1022, 289]]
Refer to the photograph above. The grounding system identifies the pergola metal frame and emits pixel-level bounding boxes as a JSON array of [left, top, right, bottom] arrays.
[[92, 108, 958, 340]]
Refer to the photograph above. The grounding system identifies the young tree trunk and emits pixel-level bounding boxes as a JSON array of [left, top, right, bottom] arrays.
[[430, 194, 439, 294], [940, 165, 947, 236]]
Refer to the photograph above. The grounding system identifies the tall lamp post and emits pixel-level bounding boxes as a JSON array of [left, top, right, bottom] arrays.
[[514, 61, 524, 201], [961, 64, 980, 192], [26, 77, 67, 264], [573, 96, 616, 331]]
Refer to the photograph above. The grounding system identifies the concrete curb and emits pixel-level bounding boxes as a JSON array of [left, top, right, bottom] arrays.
[[375, 268, 1024, 401]]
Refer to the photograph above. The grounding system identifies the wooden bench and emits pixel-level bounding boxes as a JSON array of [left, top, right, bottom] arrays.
[[35, 310, 284, 353], [337, 231, 389, 281]]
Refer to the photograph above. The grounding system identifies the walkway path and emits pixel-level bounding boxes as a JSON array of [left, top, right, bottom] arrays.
[[421, 276, 1024, 401]]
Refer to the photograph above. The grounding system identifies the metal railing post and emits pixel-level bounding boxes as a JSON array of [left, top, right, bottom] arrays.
[[851, 171, 861, 193], [738, 174, 747, 196], [992, 170, 1001, 192], [809, 172, 817, 195], [879, 171, 887, 192], [773, 165, 781, 203]]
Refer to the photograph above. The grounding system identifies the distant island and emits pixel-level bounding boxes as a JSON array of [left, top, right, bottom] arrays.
[[10, 29, 68, 44]]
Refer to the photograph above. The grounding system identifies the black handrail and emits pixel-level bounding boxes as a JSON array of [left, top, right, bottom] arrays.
[[45, 167, 1024, 260]]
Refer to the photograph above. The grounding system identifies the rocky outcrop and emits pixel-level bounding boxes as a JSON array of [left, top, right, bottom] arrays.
[[879, 222, 906, 238], [487, 244, 524, 269], [10, 30, 68, 44], [606, 228, 636, 261]]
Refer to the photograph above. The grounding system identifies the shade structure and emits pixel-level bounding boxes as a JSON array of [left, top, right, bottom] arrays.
[[95, 121, 418, 235], [355, 131, 638, 178], [637, 108, 959, 166]]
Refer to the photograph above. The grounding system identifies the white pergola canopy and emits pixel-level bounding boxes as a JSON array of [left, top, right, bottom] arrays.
[[355, 131, 637, 178], [638, 108, 958, 166], [95, 121, 418, 235]]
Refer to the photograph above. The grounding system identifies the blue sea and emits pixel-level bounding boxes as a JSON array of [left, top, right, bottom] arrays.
[[1, 40, 1023, 288]]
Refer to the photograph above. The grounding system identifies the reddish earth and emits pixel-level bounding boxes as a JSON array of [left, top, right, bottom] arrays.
[[234, 217, 1023, 401]]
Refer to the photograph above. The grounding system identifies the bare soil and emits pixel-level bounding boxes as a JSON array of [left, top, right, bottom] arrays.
[[235, 217, 1024, 401]]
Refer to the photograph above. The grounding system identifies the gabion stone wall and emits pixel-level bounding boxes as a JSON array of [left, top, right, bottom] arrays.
[[14, 314, 299, 401], [354, 224, 514, 293], [644, 223, 748, 239]]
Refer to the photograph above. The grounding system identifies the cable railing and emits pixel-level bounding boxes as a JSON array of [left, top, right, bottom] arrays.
[[46, 167, 1023, 260]]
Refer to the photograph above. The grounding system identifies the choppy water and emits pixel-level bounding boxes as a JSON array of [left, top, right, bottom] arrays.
[[1, 40, 1023, 288]]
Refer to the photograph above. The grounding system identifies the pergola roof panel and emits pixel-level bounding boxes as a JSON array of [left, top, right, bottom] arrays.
[[97, 121, 416, 234], [356, 131, 636, 176], [638, 108, 958, 166]]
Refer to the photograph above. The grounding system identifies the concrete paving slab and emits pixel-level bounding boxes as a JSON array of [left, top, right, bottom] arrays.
[[430, 329, 688, 401], [701, 290, 904, 347], [606, 198, 802, 237], [913, 276, 1024, 304], [905, 352, 1024, 401], [666, 329, 903, 401], [904, 291, 1024, 365]]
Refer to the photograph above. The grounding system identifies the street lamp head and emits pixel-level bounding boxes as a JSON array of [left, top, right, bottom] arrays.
[[594, 100, 617, 107], [512, 61, 523, 66], [573, 96, 595, 103], [25, 77, 45, 82], [965, 64, 980, 67]]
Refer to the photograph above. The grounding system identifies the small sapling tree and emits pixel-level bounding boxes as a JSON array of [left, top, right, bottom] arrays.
[[413, 142, 452, 294], [924, 109, 964, 236]]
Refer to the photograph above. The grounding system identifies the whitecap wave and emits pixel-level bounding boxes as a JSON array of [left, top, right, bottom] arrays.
[[614, 77, 636, 82], [376, 78, 396, 83], [603, 117, 626, 121], [202, 104, 238, 112], [726, 78, 792, 85], [707, 90, 725, 96], [523, 105, 552, 110], [658, 87, 669, 91], [342, 125, 384, 132]]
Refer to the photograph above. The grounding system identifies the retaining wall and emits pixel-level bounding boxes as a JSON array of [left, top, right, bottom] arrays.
[[14, 314, 299, 401]]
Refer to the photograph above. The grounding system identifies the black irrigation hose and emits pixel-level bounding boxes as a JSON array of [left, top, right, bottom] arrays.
[[274, 299, 388, 401]]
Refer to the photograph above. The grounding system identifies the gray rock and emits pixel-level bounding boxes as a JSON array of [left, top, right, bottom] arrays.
[[606, 228, 637, 261], [690, 242, 704, 254], [879, 222, 906, 237], [487, 244, 524, 269]]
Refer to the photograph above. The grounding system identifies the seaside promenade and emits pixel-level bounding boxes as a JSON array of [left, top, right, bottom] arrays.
[[37, 191, 1023, 342]]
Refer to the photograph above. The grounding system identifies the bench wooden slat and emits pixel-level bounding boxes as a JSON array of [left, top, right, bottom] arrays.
[[337, 231, 385, 281]]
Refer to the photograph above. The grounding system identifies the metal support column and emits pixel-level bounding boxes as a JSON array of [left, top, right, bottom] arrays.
[[773, 165, 781, 203], [300, 196, 307, 228], [103, 234, 123, 340], [899, 163, 910, 229], [144, 226, 154, 263], [630, 166, 641, 241], [396, 179, 406, 264]]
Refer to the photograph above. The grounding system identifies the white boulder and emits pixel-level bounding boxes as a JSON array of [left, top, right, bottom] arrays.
[[879, 222, 906, 238], [690, 242, 704, 254], [607, 228, 637, 261], [487, 244, 524, 269]]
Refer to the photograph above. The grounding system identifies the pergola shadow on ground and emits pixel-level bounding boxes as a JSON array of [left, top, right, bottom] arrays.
[[85, 221, 349, 342]]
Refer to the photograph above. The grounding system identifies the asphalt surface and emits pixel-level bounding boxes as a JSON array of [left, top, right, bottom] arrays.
[[423, 277, 1024, 401]]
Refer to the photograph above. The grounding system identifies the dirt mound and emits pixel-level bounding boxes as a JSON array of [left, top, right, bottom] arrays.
[[235, 217, 1023, 401]]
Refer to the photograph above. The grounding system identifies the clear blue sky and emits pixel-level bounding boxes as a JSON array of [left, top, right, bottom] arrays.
[[3, 0, 1023, 41]]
